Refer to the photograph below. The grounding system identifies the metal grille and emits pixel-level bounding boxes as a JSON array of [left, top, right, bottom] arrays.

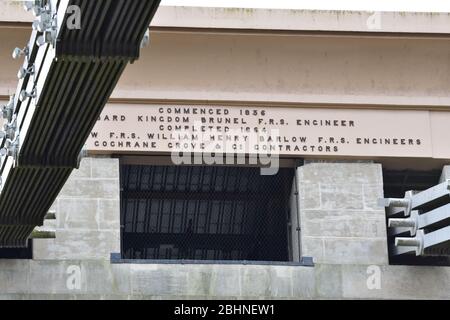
[[383, 169, 441, 198], [120, 165, 295, 262]]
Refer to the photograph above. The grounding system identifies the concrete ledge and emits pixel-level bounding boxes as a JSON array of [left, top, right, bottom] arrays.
[[152, 7, 450, 35], [1, 260, 450, 299], [1, 4, 450, 35], [110, 253, 315, 267]]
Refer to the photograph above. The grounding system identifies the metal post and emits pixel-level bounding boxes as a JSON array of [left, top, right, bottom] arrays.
[[293, 161, 303, 262]]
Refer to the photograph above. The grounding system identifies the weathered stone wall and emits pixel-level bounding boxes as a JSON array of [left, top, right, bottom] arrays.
[[2, 158, 450, 300], [1, 260, 450, 299], [33, 158, 120, 260], [297, 161, 389, 265]]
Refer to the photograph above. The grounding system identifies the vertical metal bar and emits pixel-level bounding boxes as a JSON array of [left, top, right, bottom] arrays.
[[293, 164, 303, 261]]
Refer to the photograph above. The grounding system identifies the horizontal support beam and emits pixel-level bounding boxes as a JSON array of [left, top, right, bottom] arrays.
[[30, 229, 55, 239], [44, 211, 56, 220], [123, 232, 285, 251]]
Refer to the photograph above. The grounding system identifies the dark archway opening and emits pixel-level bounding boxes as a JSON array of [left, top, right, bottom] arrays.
[[120, 165, 295, 262]]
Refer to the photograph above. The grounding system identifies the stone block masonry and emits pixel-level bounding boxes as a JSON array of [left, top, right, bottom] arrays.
[[33, 158, 120, 260], [0, 260, 450, 299], [1, 158, 449, 299], [297, 162, 389, 265]]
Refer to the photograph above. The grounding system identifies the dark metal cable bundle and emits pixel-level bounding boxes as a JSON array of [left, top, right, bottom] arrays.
[[57, 0, 160, 60], [0, 0, 161, 247]]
